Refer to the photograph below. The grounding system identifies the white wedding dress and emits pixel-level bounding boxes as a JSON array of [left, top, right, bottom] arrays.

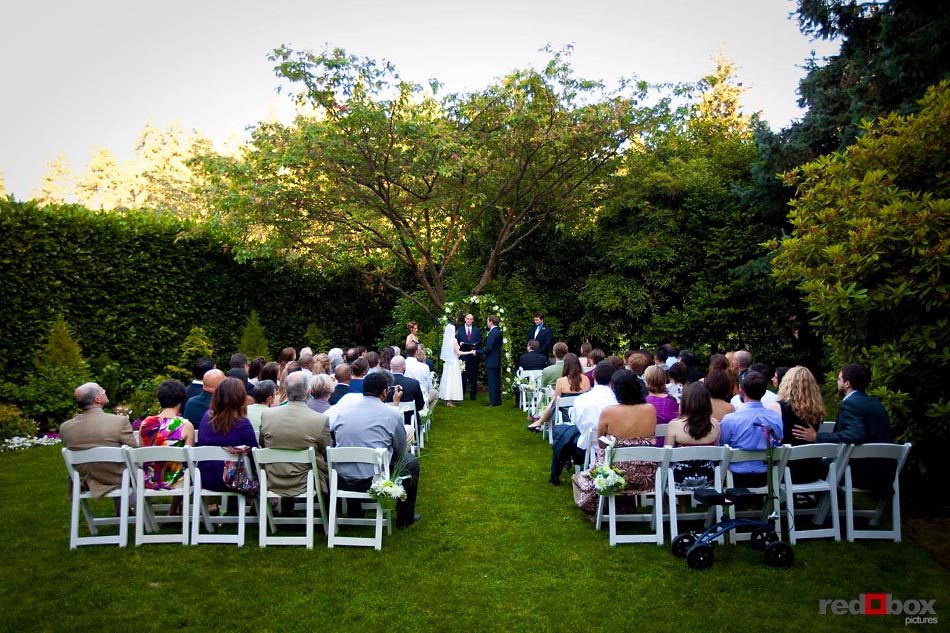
[[439, 324, 464, 402]]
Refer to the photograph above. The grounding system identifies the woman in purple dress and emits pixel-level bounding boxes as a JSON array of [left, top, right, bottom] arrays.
[[196, 377, 258, 492], [644, 366, 679, 445]]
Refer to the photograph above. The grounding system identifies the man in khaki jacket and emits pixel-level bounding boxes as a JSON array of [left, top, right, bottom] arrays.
[[60, 382, 137, 498], [259, 371, 332, 501]]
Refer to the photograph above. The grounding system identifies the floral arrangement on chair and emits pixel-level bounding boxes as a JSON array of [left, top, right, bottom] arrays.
[[367, 448, 410, 508], [590, 464, 626, 496]]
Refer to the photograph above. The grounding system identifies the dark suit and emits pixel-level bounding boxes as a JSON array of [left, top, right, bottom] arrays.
[[817, 390, 894, 491], [184, 381, 204, 403], [479, 325, 503, 406], [526, 323, 553, 358], [518, 350, 548, 371], [328, 383, 351, 406], [183, 391, 212, 428], [387, 373, 425, 426], [458, 324, 482, 399]]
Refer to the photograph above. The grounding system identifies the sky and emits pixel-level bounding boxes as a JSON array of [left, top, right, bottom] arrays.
[[0, 0, 839, 199]]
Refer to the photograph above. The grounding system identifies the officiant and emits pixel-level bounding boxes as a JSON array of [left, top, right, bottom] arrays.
[[456, 313, 481, 401]]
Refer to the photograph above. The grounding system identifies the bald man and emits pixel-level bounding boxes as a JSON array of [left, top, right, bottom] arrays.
[[183, 368, 225, 427], [60, 382, 137, 499]]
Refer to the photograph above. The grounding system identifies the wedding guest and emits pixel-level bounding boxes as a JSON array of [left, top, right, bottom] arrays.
[[667, 361, 688, 403], [583, 349, 606, 386], [665, 382, 721, 489], [278, 347, 296, 373], [247, 379, 278, 437], [767, 366, 827, 483], [328, 348, 344, 371], [308, 373, 335, 414], [259, 362, 280, 384], [248, 356, 266, 386], [571, 369, 658, 514], [138, 379, 196, 490], [312, 353, 332, 376], [578, 342, 594, 369], [196, 378, 258, 493], [704, 369, 736, 424], [379, 346, 395, 371], [644, 365, 679, 440], [186, 357, 216, 402], [527, 353, 590, 431]]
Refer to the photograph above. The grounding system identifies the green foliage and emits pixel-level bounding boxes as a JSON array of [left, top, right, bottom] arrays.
[[123, 376, 165, 422], [196, 46, 649, 315], [0, 404, 37, 441], [771, 81, 950, 475], [166, 326, 216, 380], [239, 311, 269, 359], [303, 322, 330, 355], [37, 315, 86, 371], [0, 200, 396, 413]]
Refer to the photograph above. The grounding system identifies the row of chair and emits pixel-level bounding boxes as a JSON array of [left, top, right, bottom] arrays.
[[62, 444, 395, 551], [591, 441, 912, 547]]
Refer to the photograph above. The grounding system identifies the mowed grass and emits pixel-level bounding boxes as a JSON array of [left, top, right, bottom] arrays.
[[1, 396, 947, 632]]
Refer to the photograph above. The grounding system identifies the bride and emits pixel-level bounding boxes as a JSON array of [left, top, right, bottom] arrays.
[[439, 322, 473, 407]]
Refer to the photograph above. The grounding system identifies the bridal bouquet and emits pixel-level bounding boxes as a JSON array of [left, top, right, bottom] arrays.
[[590, 464, 626, 496]]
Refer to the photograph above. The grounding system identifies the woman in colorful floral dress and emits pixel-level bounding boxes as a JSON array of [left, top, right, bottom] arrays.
[[138, 379, 196, 513]]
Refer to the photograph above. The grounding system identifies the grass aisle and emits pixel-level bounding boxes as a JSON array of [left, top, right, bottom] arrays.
[[0, 397, 947, 632]]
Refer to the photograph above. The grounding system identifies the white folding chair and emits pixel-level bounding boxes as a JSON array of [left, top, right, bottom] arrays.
[[840, 442, 911, 542], [654, 423, 668, 447], [62, 447, 132, 549], [126, 446, 191, 546], [253, 447, 326, 549], [326, 447, 392, 550], [516, 368, 544, 415], [722, 445, 789, 544], [595, 444, 668, 546], [781, 443, 842, 544], [187, 446, 257, 546], [398, 400, 421, 454], [819, 421, 836, 434], [574, 427, 601, 474], [666, 445, 726, 541], [546, 392, 581, 445]]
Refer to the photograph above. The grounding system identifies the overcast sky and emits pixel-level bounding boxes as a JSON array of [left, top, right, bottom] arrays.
[[0, 0, 838, 199]]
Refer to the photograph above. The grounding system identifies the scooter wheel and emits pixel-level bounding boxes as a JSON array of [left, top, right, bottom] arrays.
[[764, 541, 794, 568], [687, 543, 715, 570], [751, 527, 779, 551], [671, 533, 696, 558]]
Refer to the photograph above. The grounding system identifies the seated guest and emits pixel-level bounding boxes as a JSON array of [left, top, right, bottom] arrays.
[[60, 382, 137, 500], [571, 369, 658, 514], [328, 363, 352, 405], [183, 369, 225, 429], [518, 339, 549, 371], [138, 379, 196, 491], [388, 355, 425, 426], [248, 356, 266, 386], [666, 361, 688, 403], [327, 348, 344, 370], [678, 349, 706, 383], [258, 361, 280, 384], [348, 357, 369, 396], [312, 353, 331, 376], [403, 343, 437, 410], [704, 369, 736, 423], [278, 347, 296, 373], [247, 379, 278, 437], [644, 365, 679, 439], [308, 374, 335, 414], [551, 361, 617, 485], [719, 371, 783, 488], [527, 353, 590, 431], [364, 351, 380, 374], [260, 372, 332, 500], [378, 346, 394, 371], [731, 362, 779, 408], [767, 366, 827, 484], [665, 382, 721, 489], [542, 342, 570, 389], [298, 350, 315, 382], [578, 342, 594, 369], [195, 378, 259, 493], [186, 357, 216, 402], [333, 371, 421, 529]]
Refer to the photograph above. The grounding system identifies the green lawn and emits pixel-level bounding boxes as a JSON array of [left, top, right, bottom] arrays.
[[1, 398, 946, 632]]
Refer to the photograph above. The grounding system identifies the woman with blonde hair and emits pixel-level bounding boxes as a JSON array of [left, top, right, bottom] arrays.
[[768, 365, 827, 483]]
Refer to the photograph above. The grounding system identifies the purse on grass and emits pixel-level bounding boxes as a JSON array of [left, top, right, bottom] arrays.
[[222, 449, 259, 496]]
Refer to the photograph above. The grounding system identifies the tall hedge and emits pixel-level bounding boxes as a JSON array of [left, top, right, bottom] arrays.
[[0, 199, 395, 386]]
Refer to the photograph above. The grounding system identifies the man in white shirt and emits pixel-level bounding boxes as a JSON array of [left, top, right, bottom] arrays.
[[730, 362, 779, 409], [550, 361, 618, 485], [404, 342, 437, 411]]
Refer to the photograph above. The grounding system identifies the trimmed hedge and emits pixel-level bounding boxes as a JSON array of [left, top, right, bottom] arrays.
[[0, 199, 395, 389]]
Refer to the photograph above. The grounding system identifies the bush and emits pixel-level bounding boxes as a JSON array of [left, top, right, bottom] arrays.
[[239, 311, 269, 359], [0, 403, 38, 441]]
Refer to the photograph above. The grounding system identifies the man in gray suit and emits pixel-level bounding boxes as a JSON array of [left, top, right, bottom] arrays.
[[60, 382, 137, 499], [260, 371, 332, 499]]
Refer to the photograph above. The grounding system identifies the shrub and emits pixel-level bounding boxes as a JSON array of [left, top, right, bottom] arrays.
[[0, 403, 38, 441], [239, 310, 269, 359]]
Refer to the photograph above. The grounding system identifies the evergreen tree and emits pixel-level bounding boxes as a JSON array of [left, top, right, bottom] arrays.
[[239, 311, 270, 360], [33, 152, 73, 205]]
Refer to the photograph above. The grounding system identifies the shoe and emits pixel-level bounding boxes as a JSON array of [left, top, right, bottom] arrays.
[[526, 415, 539, 422], [526, 425, 541, 433], [469, 396, 476, 400], [445, 402, 455, 407], [398, 513, 422, 529], [549, 476, 561, 486]]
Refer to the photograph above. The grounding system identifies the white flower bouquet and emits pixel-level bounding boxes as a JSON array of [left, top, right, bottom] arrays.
[[590, 464, 626, 496], [368, 476, 407, 507]]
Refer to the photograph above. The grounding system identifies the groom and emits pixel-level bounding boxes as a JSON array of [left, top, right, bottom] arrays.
[[477, 314, 503, 407], [457, 313, 481, 400]]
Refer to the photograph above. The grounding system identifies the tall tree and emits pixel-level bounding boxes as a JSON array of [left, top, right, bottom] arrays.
[[33, 152, 73, 205], [197, 47, 649, 317]]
